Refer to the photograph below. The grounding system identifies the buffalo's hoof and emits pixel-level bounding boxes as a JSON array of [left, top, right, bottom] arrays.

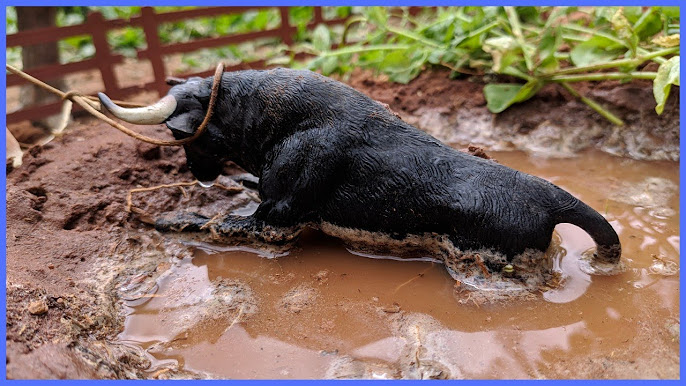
[[155, 212, 210, 233]]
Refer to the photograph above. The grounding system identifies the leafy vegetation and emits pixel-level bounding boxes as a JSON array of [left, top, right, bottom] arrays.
[[6, 6, 306, 68], [301, 6, 680, 123], [6, 6, 679, 122]]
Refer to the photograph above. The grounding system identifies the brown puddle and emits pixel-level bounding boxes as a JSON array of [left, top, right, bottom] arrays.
[[117, 150, 679, 379]]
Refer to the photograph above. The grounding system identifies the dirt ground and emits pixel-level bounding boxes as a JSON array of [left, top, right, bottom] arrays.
[[4, 68, 680, 379]]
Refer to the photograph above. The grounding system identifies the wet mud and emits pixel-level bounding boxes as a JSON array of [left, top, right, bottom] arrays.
[[5, 70, 679, 379], [118, 151, 680, 379]]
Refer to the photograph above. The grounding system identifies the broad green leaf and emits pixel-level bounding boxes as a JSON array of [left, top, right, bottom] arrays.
[[64, 35, 91, 48], [335, 7, 352, 18], [428, 49, 447, 64], [441, 50, 461, 65], [364, 7, 388, 25], [538, 27, 559, 61], [513, 79, 544, 104], [252, 11, 270, 30], [659, 6, 680, 19], [595, 7, 619, 25], [312, 24, 330, 52], [410, 50, 429, 68], [388, 69, 417, 84], [455, 32, 484, 50], [538, 55, 559, 72], [484, 80, 543, 113], [497, 52, 522, 74], [537, 26, 561, 72], [321, 56, 338, 75], [570, 35, 624, 66], [622, 7, 643, 23], [380, 50, 412, 72], [632, 8, 663, 41], [516, 7, 540, 24], [421, 14, 457, 43], [289, 6, 314, 29], [384, 49, 427, 84], [653, 56, 680, 114], [358, 49, 385, 67], [443, 22, 456, 44], [484, 84, 523, 113]]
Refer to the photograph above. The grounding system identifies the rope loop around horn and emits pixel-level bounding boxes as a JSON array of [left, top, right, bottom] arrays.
[[6, 62, 226, 147]]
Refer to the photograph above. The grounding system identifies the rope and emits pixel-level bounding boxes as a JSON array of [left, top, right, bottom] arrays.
[[6, 64, 147, 107], [6, 62, 225, 146], [7, 63, 246, 225], [125, 180, 244, 213]]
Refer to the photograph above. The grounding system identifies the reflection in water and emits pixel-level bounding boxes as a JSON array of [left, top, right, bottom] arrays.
[[118, 150, 679, 379], [542, 224, 591, 304]]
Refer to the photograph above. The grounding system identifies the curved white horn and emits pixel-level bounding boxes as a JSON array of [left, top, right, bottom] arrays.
[[98, 93, 177, 125]]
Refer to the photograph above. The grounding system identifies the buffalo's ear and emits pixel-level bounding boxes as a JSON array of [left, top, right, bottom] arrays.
[[165, 109, 205, 138], [166, 76, 187, 86]]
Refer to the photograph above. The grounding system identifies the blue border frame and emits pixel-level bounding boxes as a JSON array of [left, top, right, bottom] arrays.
[[2, 1, 683, 382]]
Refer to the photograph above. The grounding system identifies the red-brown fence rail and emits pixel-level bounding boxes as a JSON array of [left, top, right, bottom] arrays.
[[6, 6, 350, 124]]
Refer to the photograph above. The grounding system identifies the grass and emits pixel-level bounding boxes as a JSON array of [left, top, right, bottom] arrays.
[[6, 6, 311, 69]]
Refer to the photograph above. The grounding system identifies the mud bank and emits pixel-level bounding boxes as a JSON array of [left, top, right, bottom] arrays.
[[349, 69, 680, 161], [5, 70, 680, 379]]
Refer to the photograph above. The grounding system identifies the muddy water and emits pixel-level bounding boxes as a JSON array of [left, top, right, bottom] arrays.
[[118, 150, 679, 379]]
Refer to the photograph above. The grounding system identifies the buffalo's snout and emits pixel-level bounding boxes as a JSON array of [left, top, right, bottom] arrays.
[[186, 153, 224, 184]]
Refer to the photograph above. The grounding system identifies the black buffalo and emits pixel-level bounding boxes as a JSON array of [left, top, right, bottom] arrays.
[[99, 68, 621, 274]]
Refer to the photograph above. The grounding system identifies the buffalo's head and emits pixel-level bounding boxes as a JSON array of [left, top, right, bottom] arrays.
[[98, 76, 227, 183]]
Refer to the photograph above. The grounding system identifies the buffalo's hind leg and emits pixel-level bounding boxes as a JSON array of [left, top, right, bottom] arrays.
[[155, 212, 304, 245]]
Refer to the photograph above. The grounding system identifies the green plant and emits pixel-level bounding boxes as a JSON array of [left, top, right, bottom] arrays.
[[6, 7, 21, 67], [303, 6, 680, 124], [6, 6, 291, 70]]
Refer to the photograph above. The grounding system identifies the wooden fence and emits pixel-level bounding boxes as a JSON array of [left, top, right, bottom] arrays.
[[6, 6, 350, 124]]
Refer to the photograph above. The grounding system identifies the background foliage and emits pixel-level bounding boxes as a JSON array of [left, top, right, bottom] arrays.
[[297, 6, 680, 122], [6, 6, 680, 123]]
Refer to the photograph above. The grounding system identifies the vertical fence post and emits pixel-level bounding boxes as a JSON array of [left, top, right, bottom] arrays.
[[88, 11, 121, 99], [140, 7, 168, 97], [313, 7, 324, 24], [279, 7, 293, 46]]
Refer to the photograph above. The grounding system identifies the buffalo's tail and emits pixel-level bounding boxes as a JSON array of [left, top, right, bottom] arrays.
[[554, 199, 621, 265]]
